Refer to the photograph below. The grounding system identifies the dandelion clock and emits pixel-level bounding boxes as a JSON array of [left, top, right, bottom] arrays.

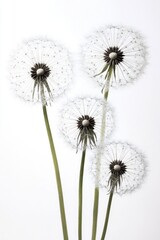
[[10, 39, 72, 105], [91, 142, 146, 239], [10, 39, 72, 240], [60, 97, 114, 151], [82, 25, 147, 97], [60, 97, 114, 239]]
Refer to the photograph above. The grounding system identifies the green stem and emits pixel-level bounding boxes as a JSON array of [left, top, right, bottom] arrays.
[[78, 137, 87, 240], [91, 187, 99, 240], [103, 64, 112, 101], [101, 189, 114, 240], [91, 65, 113, 240], [100, 65, 113, 240], [42, 105, 69, 240]]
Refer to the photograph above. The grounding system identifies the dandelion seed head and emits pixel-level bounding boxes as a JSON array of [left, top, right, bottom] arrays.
[[60, 97, 114, 151], [10, 39, 72, 105], [82, 25, 147, 89], [91, 142, 146, 194]]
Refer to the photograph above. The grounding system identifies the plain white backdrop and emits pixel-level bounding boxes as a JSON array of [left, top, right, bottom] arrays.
[[0, 0, 160, 239]]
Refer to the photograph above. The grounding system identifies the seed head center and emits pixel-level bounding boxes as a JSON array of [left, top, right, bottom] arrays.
[[113, 164, 121, 171], [82, 119, 90, 127], [36, 68, 45, 76], [109, 52, 118, 60]]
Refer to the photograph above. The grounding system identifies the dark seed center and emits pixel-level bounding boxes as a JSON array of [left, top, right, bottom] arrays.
[[110, 160, 127, 176], [77, 115, 95, 131], [104, 47, 124, 65], [31, 63, 51, 81]]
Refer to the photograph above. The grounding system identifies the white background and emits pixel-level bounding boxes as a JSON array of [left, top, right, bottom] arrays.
[[0, 0, 160, 239]]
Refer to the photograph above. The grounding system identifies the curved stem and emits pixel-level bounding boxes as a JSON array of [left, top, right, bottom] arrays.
[[43, 105, 69, 240], [78, 137, 87, 240], [91, 187, 99, 240], [101, 190, 114, 240]]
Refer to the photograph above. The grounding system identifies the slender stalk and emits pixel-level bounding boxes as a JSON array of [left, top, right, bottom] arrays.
[[101, 190, 114, 240], [43, 105, 69, 240], [91, 187, 99, 240], [78, 137, 87, 240], [91, 98, 107, 240], [103, 65, 112, 101], [91, 65, 113, 240]]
